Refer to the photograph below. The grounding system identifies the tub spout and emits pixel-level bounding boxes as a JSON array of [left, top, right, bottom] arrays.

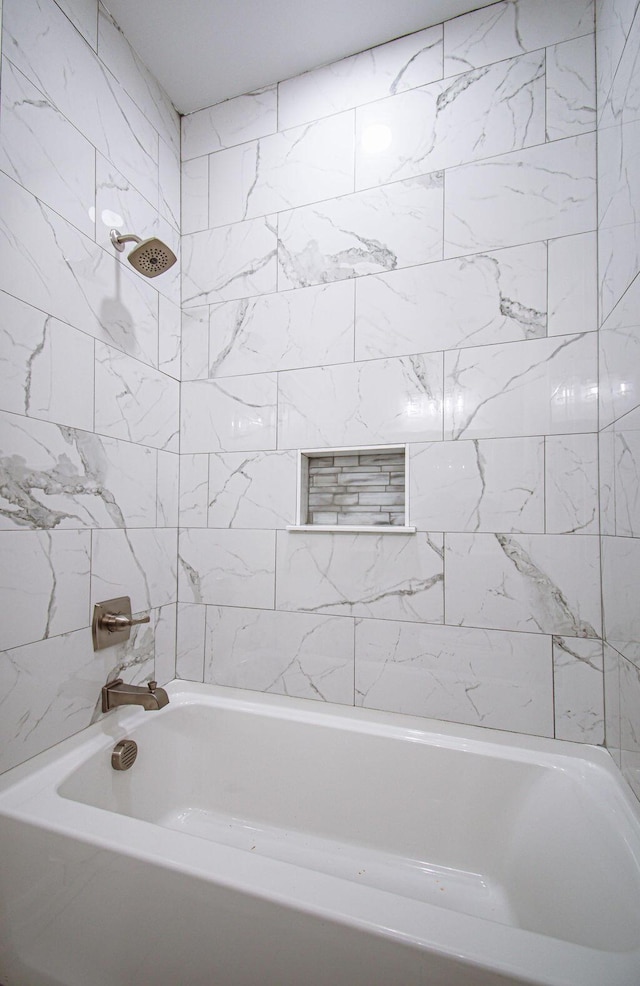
[[101, 678, 170, 713]]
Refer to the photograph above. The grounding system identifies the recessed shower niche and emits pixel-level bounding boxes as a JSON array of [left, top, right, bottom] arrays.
[[288, 446, 416, 533]]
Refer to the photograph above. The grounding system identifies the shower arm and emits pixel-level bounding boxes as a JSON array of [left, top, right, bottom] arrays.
[[110, 229, 142, 253]]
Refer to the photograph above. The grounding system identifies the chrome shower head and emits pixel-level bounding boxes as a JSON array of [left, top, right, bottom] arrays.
[[110, 229, 177, 278]]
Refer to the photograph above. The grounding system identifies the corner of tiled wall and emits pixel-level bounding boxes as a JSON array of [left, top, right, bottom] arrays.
[[177, 0, 606, 746], [0, 0, 181, 773]]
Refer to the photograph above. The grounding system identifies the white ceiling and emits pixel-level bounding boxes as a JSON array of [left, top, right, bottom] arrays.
[[104, 0, 499, 115]]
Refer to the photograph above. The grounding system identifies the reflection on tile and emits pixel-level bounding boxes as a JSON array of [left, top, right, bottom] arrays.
[[181, 86, 277, 160], [209, 280, 354, 376], [0, 529, 90, 650], [443, 0, 594, 75], [208, 451, 297, 528], [278, 26, 444, 130], [276, 530, 444, 623], [0, 58, 95, 236], [278, 174, 443, 290], [599, 273, 640, 425], [182, 215, 277, 306], [602, 535, 640, 666], [553, 636, 604, 743], [209, 112, 355, 226], [91, 528, 177, 612], [278, 354, 443, 449], [355, 243, 546, 360], [176, 602, 206, 681], [95, 152, 158, 255], [94, 343, 179, 451], [410, 437, 544, 533], [181, 375, 277, 454], [355, 619, 553, 736], [548, 232, 598, 336], [178, 529, 275, 608], [356, 52, 545, 190], [445, 135, 596, 257], [0, 411, 157, 530], [204, 607, 354, 704], [545, 434, 599, 534], [546, 35, 596, 140], [444, 333, 598, 441], [445, 533, 602, 637]]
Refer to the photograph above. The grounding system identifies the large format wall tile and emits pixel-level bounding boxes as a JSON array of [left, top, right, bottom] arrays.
[[598, 1, 640, 128], [356, 51, 545, 190], [355, 619, 553, 735], [204, 607, 355, 704], [444, 333, 598, 441], [355, 243, 546, 360], [547, 232, 598, 336], [181, 86, 277, 161], [444, 135, 596, 256], [545, 35, 596, 140], [178, 529, 276, 608], [182, 216, 277, 306], [181, 375, 277, 454], [599, 273, 640, 425], [445, 533, 602, 637], [91, 528, 178, 612], [602, 535, 640, 667], [545, 433, 599, 534], [552, 635, 604, 743], [609, 406, 640, 537], [276, 531, 444, 623], [278, 26, 444, 130], [208, 451, 297, 528], [278, 354, 443, 449], [277, 175, 444, 289]]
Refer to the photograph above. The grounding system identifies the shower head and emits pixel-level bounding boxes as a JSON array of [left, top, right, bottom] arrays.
[[109, 229, 177, 278]]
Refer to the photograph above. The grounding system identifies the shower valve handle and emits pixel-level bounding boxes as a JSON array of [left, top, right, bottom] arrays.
[[101, 611, 151, 633]]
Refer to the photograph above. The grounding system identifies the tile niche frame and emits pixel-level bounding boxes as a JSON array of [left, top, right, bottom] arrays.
[[288, 444, 416, 534]]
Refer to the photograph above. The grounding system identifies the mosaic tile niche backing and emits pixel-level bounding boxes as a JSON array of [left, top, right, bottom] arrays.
[[305, 449, 406, 526]]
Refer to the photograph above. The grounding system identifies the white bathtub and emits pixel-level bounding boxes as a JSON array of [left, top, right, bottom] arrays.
[[1, 682, 639, 986]]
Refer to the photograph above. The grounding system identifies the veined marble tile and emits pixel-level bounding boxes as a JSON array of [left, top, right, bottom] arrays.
[[158, 296, 180, 380], [0, 412, 157, 530], [208, 451, 297, 529], [181, 86, 277, 161], [95, 153, 158, 253], [4, 0, 158, 204], [157, 451, 179, 527], [599, 272, 640, 425], [545, 434, 599, 534], [209, 280, 354, 376], [278, 26, 444, 131], [181, 375, 277, 454], [55, 0, 97, 48], [181, 306, 209, 381], [154, 602, 177, 686], [355, 243, 546, 360], [94, 343, 179, 452], [0, 58, 95, 237], [176, 602, 206, 681], [356, 51, 545, 190], [182, 215, 277, 306], [599, 425, 616, 536], [209, 112, 355, 227], [181, 156, 209, 235], [355, 619, 553, 735], [604, 641, 622, 765], [159, 137, 180, 231], [0, 291, 94, 430], [598, 118, 640, 232], [276, 530, 444, 624], [553, 636, 604, 743], [445, 533, 602, 637], [278, 174, 444, 290], [619, 654, 640, 800], [410, 437, 544, 533], [179, 454, 209, 527], [548, 232, 597, 335], [178, 529, 275, 608], [444, 134, 596, 257], [611, 406, 640, 537], [599, 219, 640, 323], [91, 528, 177, 611], [546, 35, 596, 140], [596, 0, 638, 116], [443, 0, 594, 75], [602, 538, 640, 667], [278, 353, 443, 449], [0, 529, 90, 650], [444, 333, 598, 441], [0, 173, 159, 366], [204, 607, 354, 704], [0, 628, 100, 774], [97, 3, 179, 151], [599, 2, 640, 127]]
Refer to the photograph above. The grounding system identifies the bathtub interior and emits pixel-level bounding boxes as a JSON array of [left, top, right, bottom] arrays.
[[56, 697, 640, 953]]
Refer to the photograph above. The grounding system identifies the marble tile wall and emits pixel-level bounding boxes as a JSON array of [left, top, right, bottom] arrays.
[[179, 0, 604, 745], [597, 0, 640, 801], [0, 0, 180, 773]]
